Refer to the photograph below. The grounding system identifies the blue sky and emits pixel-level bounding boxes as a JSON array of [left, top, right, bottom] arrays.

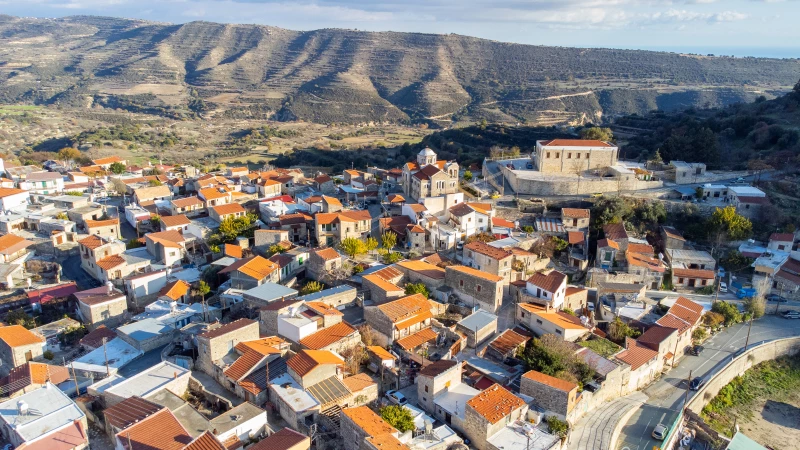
[[2, 0, 798, 57]]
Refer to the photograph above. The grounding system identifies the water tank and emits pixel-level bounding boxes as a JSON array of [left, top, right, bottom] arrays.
[[105, 281, 114, 294], [17, 400, 28, 416]]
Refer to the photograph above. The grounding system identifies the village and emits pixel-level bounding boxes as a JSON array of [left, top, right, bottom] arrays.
[[0, 138, 796, 450]]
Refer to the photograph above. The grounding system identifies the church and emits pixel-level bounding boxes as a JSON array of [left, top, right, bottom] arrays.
[[402, 148, 459, 201]]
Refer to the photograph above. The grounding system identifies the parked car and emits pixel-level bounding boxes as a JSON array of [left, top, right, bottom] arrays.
[[690, 376, 706, 391], [689, 345, 704, 356], [652, 423, 669, 440], [766, 294, 788, 303], [584, 382, 601, 393], [719, 282, 728, 293], [385, 390, 407, 406], [781, 311, 800, 319]]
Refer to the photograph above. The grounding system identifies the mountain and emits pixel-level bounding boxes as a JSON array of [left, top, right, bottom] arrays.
[[1, 15, 799, 125]]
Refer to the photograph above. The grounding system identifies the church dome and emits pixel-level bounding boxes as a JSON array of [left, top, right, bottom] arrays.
[[418, 148, 436, 157]]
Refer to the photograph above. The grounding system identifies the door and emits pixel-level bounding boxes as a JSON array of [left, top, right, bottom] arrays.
[[55, 235, 63, 245], [25, 350, 33, 362], [688, 279, 696, 287]]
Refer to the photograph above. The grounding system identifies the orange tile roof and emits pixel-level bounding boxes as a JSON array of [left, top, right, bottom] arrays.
[[171, 196, 204, 208], [368, 346, 395, 361], [616, 339, 659, 370], [387, 194, 405, 203], [627, 243, 655, 255], [597, 239, 619, 250], [0, 234, 33, 254], [341, 210, 372, 222], [406, 204, 427, 213], [222, 435, 242, 450], [225, 244, 243, 259], [287, 350, 344, 377], [395, 310, 433, 331], [626, 252, 665, 272], [523, 370, 578, 392], [322, 195, 342, 207], [568, 231, 585, 245], [159, 280, 190, 301], [395, 327, 437, 350], [238, 256, 278, 280], [300, 322, 358, 350], [305, 301, 344, 317], [224, 349, 266, 381], [160, 215, 190, 227], [396, 260, 445, 279], [466, 383, 526, 424], [466, 203, 493, 215], [184, 431, 226, 450], [492, 217, 515, 229], [527, 270, 567, 293], [672, 268, 715, 279], [146, 230, 185, 248], [448, 265, 503, 282], [199, 187, 231, 201], [235, 337, 285, 355], [315, 213, 340, 225], [78, 166, 106, 175], [363, 274, 404, 294], [342, 373, 376, 393], [464, 241, 511, 261], [97, 255, 126, 270], [516, 304, 588, 330], [4, 362, 69, 392], [565, 287, 587, 297], [116, 408, 192, 450], [342, 406, 397, 437], [376, 293, 430, 322], [540, 139, 613, 148], [488, 329, 530, 356], [78, 234, 107, 250], [562, 208, 590, 218], [248, 428, 308, 450], [213, 203, 246, 216], [365, 435, 411, 450], [85, 218, 120, 228], [92, 156, 124, 165]]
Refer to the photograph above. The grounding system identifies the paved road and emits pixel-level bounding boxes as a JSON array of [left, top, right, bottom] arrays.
[[615, 315, 800, 450], [61, 255, 99, 290]]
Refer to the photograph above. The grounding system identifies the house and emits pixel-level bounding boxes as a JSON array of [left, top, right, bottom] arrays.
[[133, 184, 172, 204], [249, 428, 310, 450], [672, 268, 715, 289], [74, 284, 128, 329], [0, 361, 70, 398], [218, 337, 287, 405], [79, 325, 117, 350], [534, 139, 618, 174], [395, 260, 446, 290], [0, 325, 45, 375], [198, 187, 232, 208], [728, 185, 769, 218], [0, 188, 30, 212], [170, 196, 205, 217], [444, 265, 504, 313], [196, 319, 261, 375], [455, 310, 498, 348], [768, 233, 794, 252], [0, 382, 88, 450], [416, 359, 460, 413], [22, 171, 64, 195], [313, 174, 336, 195], [516, 303, 589, 341], [0, 234, 33, 263], [340, 406, 402, 450], [86, 218, 120, 239], [520, 370, 578, 420], [93, 156, 126, 169], [210, 203, 246, 223], [208, 402, 268, 447], [775, 256, 800, 297], [113, 408, 192, 450], [660, 226, 686, 250], [462, 383, 528, 450], [158, 279, 191, 303], [314, 210, 372, 246], [278, 212, 313, 244], [669, 161, 706, 184], [626, 243, 666, 289], [160, 214, 191, 233], [447, 203, 492, 239], [485, 328, 530, 363], [277, 301, 344, 343], [614, 337, 659, 390], [603, 223, 629, 252], [299, 321, 361, 353], [524, 270, 567, 309], [145, 230, 186, 267], [239, 282, 298, 310], [362, 266, 405, 305], [462, 241, 513, 283], [562, 208, 590, 230], [402, 148, 459, 201], [254, 229, 289, 254], [563, 287, 588, 313], [219, 256, 280, 290], [596, 238, 620, 270], [635, 325, 678, 371], [655, 296, 703, 362], [286, 349, 344, 389], [363, 293, 433, 346]]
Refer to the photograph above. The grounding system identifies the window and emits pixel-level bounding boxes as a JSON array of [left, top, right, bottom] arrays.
[[586, 153, 589, 159], [460, 280, 464, 287], [536, 319, 543, 325], [555, 152, 560, 158], [521, 311, 527, 318], [478, 218, 483, 223], [678, 278, 684, 284], [477, 285, 482, 293], [425, 386, 429, 393], [567, 153, 572, 159], [556, 329, 562, 335], [547, 152, 551, 158], [577, 153, 581, 159]]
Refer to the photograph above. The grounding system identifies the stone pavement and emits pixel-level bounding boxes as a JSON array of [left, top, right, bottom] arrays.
[[567, 391, 648, 450]]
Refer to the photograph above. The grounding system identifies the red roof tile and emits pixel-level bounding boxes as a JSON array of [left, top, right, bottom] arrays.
[[466, 383, 526, 424], [116, 409, 192, 450], [527, 270, 567, 294]]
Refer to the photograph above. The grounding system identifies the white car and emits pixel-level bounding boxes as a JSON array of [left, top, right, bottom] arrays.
[[385, 390, 407, 405], [719, 282, 728, 293]]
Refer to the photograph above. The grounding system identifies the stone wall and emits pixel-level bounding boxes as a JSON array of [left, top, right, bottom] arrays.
[[445, 268, 503, 313], [520, 376, 574, 419], [197, 321, 260, 375], [417, 363, 462, 414], [503, 166, 662, 196], [340, 412, 368, 450], [363, 306, 393, 346]]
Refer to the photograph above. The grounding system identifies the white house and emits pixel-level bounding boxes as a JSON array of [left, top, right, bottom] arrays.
[[22, 172, 65, 195], [525, 270, 567, 309], [0, 188, 29, 212]]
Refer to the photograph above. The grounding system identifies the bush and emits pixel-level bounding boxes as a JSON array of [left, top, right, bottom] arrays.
[[522, 225, 534, 233], [405, 282, 430, 298], [383, 252, 403, 264], [43, 350, 54, 360], [712, 301, 742, 326], [692, 328, 707, 343], [546, 416, 569, 438], [300, 281, 323, 295], [379, 405, 415, 433]]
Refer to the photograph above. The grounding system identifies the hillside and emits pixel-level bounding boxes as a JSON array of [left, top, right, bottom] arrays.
[[1, 15, 799, 126]]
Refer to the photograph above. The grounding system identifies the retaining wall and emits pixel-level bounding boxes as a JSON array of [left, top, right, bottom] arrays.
[[502, 166, 663, 196]]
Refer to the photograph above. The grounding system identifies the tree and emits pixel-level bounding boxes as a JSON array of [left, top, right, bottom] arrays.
[[708, 206, 752, 255], [148, 179, 162, 186], [703, 311, 725, 329], [463, 170, 473, 182], [358, 325, 376, 346], [57, 147, 80, 167], [712, 301, 742, 326], [5, 308, 35, 329], [109, 161, 126, 174], [692, 328, 707, 343], [340, 237, 368, 259], [607, 317, 641, 343], [381, 231, 397, 250], [365, 237, 378, 254], [383, 252, 402, 264], [268, 244, 286, 256], [747, 159, 772, 186], [580, 127, 614, 142], [380, 405, 416, 433], [517, 334, 595, 387], [405, 282, 430, 298], [197, 281, 211, 300], [300, 281, 323, 295], [649, 149, 663, 165], [150, 215, 161, 225], [466, 232, 496, 244]]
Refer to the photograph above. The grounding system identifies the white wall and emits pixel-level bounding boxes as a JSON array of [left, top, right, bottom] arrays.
[[216, 411, 268, 443], [0, 191, 29, 212], [278, 317, 318, 343]]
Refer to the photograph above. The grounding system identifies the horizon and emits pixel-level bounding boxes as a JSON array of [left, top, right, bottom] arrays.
[[2, 0, 799, 59]]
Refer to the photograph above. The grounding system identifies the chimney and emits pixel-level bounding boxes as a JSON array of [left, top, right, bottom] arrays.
[[174, 372, 177, 379]]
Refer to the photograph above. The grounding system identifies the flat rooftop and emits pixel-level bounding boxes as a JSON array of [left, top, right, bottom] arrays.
[[270, 373, 318, 413], [457, 310, 497, 331], [104, 361, 190, 399], [0, 383, 85, 442], [487, 422, 560, 450], [433, 382, 479, 420], [243, 282, 298, 303], [465, 356, 518, 385], [70, 337, 143, 374]]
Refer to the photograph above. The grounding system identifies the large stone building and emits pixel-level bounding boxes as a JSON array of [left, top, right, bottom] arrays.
[[0, 326, 45, 376], [403, 148, 459, 201], [534, 139, 618, 174]]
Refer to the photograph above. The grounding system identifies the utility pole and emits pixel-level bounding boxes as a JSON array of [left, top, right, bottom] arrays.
[[744, 313, 754, 351], [103, 337, 110, 376], [714, 274, 721, 305], [775, 282, 783, 315], [69, 363, 80, 397], [682, 369, 693, 410]]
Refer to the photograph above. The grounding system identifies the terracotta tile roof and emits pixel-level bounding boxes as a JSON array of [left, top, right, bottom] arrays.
[[134, 185, 172, 201], [0, 187, 27, 198], [466, 383, 526, 424], [636, 325, 676, 351], [146, 230, 185, 249], [322, 195, 342, 207], [259, 298, 302, 312], [314, 174, 332, 184], [627, 243, 654, 255], [517, 304, 588, 330], [314, 247, 341, 261], [93, 156, 124, 165], [287, 350, 344, 377], [184, 431, 227, 450], [464, 241, 511, 261], [79, 165, 106, 175], [394, 310, 433, 331], [661, 226, 685, 241], [221, 435, 242, 450], [413, 165, 442, 181], [664, 296, 704, 328], [5, 362, 70, 390], [387, 194, 405, 203], [368, 346, 395, 361], [0, 234, 33, 255], [417, 359, 458, 378], [78, 234, 107, 250], [562, 208, 590, 218], [305, 301, 344, 317], [159, 280, 190, 301], [466, 203, 493, 215], [603, 223, 628, 241], [235, 337, 285, 355], [395, 327, 438, 350], [171, 197, 204, 208], [160, 215, 190, 228], [219, 256, 278, 280], [249, 428, 309, 450], [225, 244, 243, 259], [568, 231, 585, 245], [97, 255, 126, 270], [199, 187, 231, 201], [315, 213, 340, 225], [342, 406, 397, 437], [449, 203, 474, 217], [488, 329, 530, 356], [776, 268, 800, 285], [300, 322, 358, 350], [540, 139, 613, 147], [212, 203, 246, 216], [565, 287, 587, 297], [79, 325, 117, 348], [527, 270, 567, 293], [770, 232, 794, 242], [655, 314, 691, 334], [672, 268, 715, 279], [523, 370, 578, 392], [492, 217, 515, 229], [116, 408, 192, 450], [342, 373, 376, 393], [363, 274, 404, 294], [198, 318, 257, 340], [406, 204, 427, 213], [365, 435, 411, 450], [279, 212, 312, 225], [376, 293, 431, 322], [597, 238, 619, 250], [626, 253, 665, 273], [396, 260, 445, 279], [85, 218, 120, 229], [104, 396, 163, 430], [616, 339, 659, 371], [448, 265, 503, 282], [406, 224, 425, 233], [224, 349, 266, 381]]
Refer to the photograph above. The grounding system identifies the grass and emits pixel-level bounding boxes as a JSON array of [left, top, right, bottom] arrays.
[[0, 105, 41, 114], [701, 355, 800, 437], [577, 337, 622, 358]]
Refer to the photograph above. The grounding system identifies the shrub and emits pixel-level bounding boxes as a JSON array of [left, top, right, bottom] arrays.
[[405, 282, 430, 298], [383, 252, 402, 264], [546, 416, 569, 438], [300, 281, 323, 295], [43, 350, 54, 360], [712, 301, 742, 326], [380, 405, 415, 433], [692, 328, 707, 342]]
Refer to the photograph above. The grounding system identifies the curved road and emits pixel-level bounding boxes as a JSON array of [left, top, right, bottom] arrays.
[[615, 315, 800, 450]]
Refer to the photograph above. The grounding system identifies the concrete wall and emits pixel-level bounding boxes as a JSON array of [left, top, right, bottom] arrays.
[[417, 364, 462, 414], [520, 376, 576, 420], [197, 321, 260, 374], [504, 167, 662, 196]]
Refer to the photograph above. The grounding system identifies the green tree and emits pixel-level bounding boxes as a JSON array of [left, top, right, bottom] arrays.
[[109, 161, 126, 174], [744, 295, 765, 319], [197, 281, 211, 300], [708, 206, 752, 254], [150, 215, 161, 225], [381, 231, 397, 250], [268, 244, 286, 256], [580, 127, 614, 142], [379, 405, 415, 433], [522, 225, 534, 233], [148, 179, 162, 186], [591, 197, 633, 230], [57, 147, 81, 166], [405, 282, 430, 298], [712, 301, 742, 326], [703, 311, 725, 329], [340, 237, 368, 259], [365, 237, 378, 253], [546, 416, 569, 439], [383, 252, 403, 264], [463, 170, 473, 182], [301, 281, 323, 295], [607, 317, 641, 343], [517, 334, 595, 387], [649, 149, 663, 165], [551, 236, 568, 253], [692, 328, 707, 343], [5, 308, 35, 329]]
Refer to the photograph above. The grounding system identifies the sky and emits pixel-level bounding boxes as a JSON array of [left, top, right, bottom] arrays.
[[1, 0, 799, 58]]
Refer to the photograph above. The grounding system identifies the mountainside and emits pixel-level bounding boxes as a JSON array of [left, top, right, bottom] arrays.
[[1, 15, 799, 125]]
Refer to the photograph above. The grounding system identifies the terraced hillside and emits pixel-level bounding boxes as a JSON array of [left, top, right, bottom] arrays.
[[1, 14, 799, 125]]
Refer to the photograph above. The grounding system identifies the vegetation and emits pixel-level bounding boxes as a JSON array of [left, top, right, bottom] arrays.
[[703, 311, 725, 330], [196, 281, 211, 300], [692, 328, 707, 343], [43, 350, 54, 360], [340, 237, 368, 259], [517, 334, 595, 389], [267, 244, 286, 256], [463, 170, 473, 182], [546, 416, 569, 439], [580, 127, 614, 142], [607, 317, 642, 344], [744, 295, 766, 319], [577, 338, 622, 358], [5, 308, 36, 329], [381, 231, 397, 251], [379, 405, 416, 433], [712, 301, 743, 326], [701, 355, 800, 437], [383, 252, 403, 264], [216, 213, 259, 243], [109, 161, 126, 174], [300, 281, 323, 295], [405, 283, 430, 298]]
